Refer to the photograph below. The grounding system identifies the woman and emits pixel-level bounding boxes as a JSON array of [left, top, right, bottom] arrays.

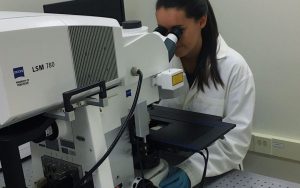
[[156, 0, 255, 187]]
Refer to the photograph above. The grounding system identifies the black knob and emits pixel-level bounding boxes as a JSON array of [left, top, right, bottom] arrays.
[[136, 179, 157, 188], [122, 20, 142, 29]]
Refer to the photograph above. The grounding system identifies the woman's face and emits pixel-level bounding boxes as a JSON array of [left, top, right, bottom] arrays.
[[156, 7, 207, 58]]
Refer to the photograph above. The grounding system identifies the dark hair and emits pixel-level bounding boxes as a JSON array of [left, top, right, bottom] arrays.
[[156, 0, 224, 91]]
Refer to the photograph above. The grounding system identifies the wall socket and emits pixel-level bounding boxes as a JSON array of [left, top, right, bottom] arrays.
[[253, 134, 272, 154], [250, 133, 300, 162]]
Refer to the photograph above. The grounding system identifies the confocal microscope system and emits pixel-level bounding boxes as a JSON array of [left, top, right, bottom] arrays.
[[0, 12, 234, 188]]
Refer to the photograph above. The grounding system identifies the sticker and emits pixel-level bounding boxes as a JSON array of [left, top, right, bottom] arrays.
[[13, 67, 25, 79]]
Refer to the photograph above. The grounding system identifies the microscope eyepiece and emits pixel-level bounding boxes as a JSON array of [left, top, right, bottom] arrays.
[[154, 26, 168, 36], [170, 26, 183, 40], [153, 25, 183, 61]]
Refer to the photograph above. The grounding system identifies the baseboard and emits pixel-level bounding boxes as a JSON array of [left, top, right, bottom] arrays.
[[249, 132, 300, 162]]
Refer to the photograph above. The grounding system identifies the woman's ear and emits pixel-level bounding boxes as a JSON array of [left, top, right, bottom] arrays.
[[199, 15, 207, 29]]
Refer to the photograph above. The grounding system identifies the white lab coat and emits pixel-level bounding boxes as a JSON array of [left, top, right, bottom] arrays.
[[159, 35, 255, 187]]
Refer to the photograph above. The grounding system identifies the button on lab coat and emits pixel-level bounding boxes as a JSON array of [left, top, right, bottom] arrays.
[[159, 35, 255, 187]]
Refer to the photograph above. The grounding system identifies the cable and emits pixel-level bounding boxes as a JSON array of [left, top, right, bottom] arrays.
[[136, 140, 147, 188], [198, 148, 209, 188], [204, 148, 209, 178], [74, 69, 143, 188], [136, 140, 145, 178]]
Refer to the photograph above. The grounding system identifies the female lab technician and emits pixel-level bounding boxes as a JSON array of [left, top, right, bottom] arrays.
[[156, 0, 255, 187]]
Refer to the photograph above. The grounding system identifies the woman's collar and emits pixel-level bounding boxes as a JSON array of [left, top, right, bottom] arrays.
[[216, 34, 229, 60]]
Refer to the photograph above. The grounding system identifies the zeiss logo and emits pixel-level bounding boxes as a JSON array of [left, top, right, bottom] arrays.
[[13, 67, 25, 79]]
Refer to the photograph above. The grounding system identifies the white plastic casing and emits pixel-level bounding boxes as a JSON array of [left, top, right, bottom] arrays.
[[155, 68, 184, 90], [0, 12, 171, 128]]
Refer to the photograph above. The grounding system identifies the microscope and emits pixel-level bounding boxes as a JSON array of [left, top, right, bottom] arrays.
[[0, 12, 183, 188], [0, 12, 234, 188]]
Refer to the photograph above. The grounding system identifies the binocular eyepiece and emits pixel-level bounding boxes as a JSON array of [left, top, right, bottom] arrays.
[[154, 25, 183, 39], [154, 26, 183, 61]]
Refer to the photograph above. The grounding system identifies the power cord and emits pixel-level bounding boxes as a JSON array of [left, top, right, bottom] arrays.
[[197, 148, 209, 188], [74, 69, 143, 188], [136, 140, 145, 178]]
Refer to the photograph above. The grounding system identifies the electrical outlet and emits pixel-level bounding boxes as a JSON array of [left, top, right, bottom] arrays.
[[251, 133, 300, 162], [253, 135, 272, 154]]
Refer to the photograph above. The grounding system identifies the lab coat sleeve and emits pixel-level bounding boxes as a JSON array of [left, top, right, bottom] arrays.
[[177, 74, 255, 187]]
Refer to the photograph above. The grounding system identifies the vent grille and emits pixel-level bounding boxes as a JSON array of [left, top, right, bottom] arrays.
[[68, 26, 118, 87]]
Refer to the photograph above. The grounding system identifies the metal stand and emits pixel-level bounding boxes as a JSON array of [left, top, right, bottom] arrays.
[[0, 116, 55, 188], [1, 143, 26, 188]]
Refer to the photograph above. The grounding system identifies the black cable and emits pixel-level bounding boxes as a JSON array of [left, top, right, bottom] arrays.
[[136, 140, 146, 188], [197, 152, 206, 187], [198, 148, 209, 188], [136, 140, 145, 178], [204, 148, 209, 178], [74, 69, 143, 188]]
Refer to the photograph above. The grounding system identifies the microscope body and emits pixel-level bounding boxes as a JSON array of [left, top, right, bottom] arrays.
[[0, 12, 183, 187]]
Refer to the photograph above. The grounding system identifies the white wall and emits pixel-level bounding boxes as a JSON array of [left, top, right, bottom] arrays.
[[0, 0, 158, 30], [124, 0, 157, 30], [0, 0, 67, 12], [210, 0, 300, 139], [244, 151, 300, 183], [210, 0, 300, 183]]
